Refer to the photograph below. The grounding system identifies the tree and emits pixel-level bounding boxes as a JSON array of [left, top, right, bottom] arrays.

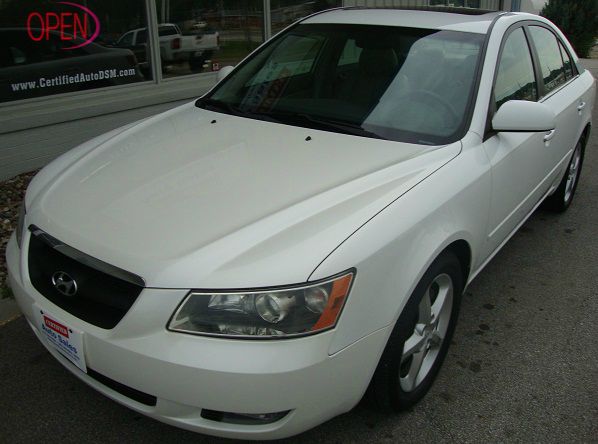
[[541, 0, 598, 59]]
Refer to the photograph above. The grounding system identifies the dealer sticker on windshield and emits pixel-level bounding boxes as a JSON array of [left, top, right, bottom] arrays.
[[35, 309, 87, 373]]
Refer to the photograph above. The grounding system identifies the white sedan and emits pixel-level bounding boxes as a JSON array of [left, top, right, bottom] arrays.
[[6, 7, 595, 440]]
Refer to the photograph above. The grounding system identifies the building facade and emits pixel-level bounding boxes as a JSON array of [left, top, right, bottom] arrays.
[[0, 0, 546, 179]]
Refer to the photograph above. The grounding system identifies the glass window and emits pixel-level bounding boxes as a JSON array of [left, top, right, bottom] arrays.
[[158, 25, 179, 37], [136, 30, 148, 45], [494, 28, 537, 109], [271, 1, 342, 35], [430, 0, 481, 7], [0, 0, 151, 103], [153, 0, 264, 78], [247, 34, 325, 86], [529, 26, 567, 95], [559, 41, 575, 81], [338, 39, 362, 66], [117, 32, 135, 47], [203, 24, 485, 145]]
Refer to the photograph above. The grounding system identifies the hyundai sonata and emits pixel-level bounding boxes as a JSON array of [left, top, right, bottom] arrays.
[[6, 7, 595, 440]]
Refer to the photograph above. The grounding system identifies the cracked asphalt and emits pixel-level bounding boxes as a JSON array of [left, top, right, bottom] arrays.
[[1, 62, 597, 443]]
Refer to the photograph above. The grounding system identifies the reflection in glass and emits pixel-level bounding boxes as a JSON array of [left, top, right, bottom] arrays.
[[153, 0, 264, 78], [494, 28, 537, 109], [558, 41, 575, 81], [270, 1, 342, 34], [0, 0, 151, 103], [529, 26, 567, 95], [203, 24, 484, 145]]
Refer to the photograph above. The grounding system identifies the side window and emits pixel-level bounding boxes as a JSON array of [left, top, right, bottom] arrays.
[[558, 41, 575, 80], [7, 37, 56, 65], [494, 28, 537, 110], [9, 47, 27, 65], [529, 26, 567, 95], [158, 26, 178, 37], [338, 39, 362, 66], [118, 32, 134, 47], [137, 30, 148, 44]]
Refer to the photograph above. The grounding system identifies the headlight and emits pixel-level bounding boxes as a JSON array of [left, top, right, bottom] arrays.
[[16, 202, 26, 249], [168, 271, 354, 338]]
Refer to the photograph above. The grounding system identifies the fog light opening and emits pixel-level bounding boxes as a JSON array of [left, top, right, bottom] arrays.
[[201, 409, 290, 425]]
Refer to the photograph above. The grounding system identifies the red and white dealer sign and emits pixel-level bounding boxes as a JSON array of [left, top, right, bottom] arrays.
[[35, 309, 87, 372]]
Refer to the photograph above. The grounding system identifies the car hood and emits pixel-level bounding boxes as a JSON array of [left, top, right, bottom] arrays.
[[27, 103, 460, 288]]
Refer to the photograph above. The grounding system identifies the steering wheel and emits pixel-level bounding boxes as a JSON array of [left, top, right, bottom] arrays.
[[396, 90, 460, 127]]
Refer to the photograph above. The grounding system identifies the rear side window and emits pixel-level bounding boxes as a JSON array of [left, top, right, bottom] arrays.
[[558, 41, 575, 80], [529, 26, 567, 95], [159, 26, 178, 37], [494, 28, 537, 110], [137, 30, 148, 44], [118, 32, 134, 46]]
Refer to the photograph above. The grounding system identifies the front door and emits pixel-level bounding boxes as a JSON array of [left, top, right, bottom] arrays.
[[482, 26, 554, 257]]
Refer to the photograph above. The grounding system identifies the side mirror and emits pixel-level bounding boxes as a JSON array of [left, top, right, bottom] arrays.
[[492, 100, 556, 133], [217, 65, 234, 82]]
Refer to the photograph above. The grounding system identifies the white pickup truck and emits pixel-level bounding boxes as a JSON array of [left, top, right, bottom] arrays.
[[116, 23, 219, 72]]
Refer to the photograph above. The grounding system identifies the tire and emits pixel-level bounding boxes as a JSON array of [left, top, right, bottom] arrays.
[[542, 138, 585, 213], [367, 251, 463, 411]]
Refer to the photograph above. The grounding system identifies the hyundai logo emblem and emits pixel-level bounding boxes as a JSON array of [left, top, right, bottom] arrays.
[[51, 271, 78, 297]]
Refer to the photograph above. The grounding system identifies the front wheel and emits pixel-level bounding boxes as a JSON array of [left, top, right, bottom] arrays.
[[368, 251, 463, 410], [543, 139, 585, 212]]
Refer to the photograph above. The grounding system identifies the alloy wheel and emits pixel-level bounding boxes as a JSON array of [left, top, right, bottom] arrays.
[[564, 143, 582, 204], [399, 273, 454, 392]]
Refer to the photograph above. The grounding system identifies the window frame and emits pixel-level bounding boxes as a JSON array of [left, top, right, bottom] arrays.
[[491, 25, 539, 112], [525, 22, 579, 100], [558, 40, 575, 81], [485, 21, 540, 139], [526, 21, 572, 99], [485, 20, 580, 140], [116, 30, 136, 47]]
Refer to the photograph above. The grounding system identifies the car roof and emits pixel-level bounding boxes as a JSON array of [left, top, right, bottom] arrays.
[[302, 7, 508, 34]]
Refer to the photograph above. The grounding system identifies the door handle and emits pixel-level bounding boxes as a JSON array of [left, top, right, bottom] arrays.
[[577, 102, 586, 112], [544, 129, 556, 142]]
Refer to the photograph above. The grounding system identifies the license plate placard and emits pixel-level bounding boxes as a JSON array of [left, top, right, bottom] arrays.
[[35, 309, 87, 373]]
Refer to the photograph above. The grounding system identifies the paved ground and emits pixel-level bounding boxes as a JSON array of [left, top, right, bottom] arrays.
[[1, 62, 597, 443]]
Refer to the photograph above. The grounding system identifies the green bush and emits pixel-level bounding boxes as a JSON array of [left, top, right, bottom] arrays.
[[541, 0, 598, 58]]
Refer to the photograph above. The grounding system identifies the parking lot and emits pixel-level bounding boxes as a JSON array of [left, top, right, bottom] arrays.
[[1, 61, 597, 443]]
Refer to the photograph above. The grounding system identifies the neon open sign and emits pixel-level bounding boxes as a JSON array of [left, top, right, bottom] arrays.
[[26, 2, 100, 50]]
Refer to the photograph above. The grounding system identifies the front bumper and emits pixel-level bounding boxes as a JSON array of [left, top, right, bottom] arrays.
[[6, 233, 389, 440]]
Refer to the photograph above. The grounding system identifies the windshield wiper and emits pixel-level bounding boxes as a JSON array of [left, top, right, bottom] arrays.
[[196, 98, 282, 123], [196, 97, 242, 116], [197, 101, 384, 139], [267, 112, 387, 140]]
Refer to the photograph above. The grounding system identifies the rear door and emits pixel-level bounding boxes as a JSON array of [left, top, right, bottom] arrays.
[[527, 24, 587, 186]]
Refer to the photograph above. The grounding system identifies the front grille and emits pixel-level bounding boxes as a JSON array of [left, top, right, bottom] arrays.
[[28, 226, 144, 329]]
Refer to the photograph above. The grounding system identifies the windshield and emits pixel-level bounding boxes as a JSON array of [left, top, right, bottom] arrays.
[[199, 24, 485, 145]]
